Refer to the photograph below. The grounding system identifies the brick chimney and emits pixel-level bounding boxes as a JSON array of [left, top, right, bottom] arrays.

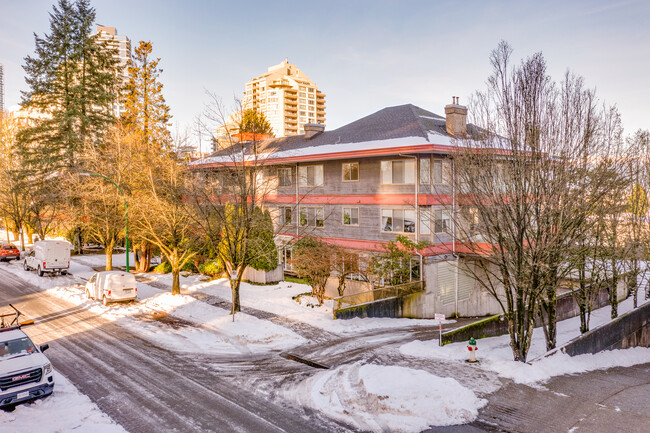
[[444, 96, 467, 136], [304, 123, 325, 140]]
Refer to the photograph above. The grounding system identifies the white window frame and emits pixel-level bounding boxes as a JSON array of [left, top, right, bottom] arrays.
[[342, 207, 360, 226], [279, 206, 293, 225], [380, 208, 416, 233], [434, 208, 451, 234], [278, 167, 292, 187], [342, 162, 360, 182], [420, 157, 431, 185], [380, 160, 416, 185], [300, 207, 324, 228], [433, 159, 450, 185], [298, 165, 324, 187]]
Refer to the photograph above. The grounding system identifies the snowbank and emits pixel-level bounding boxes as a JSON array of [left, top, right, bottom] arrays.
[[400, 295, 650, 384], [0, 372, 125, 433], [288, 363, 485, 432]]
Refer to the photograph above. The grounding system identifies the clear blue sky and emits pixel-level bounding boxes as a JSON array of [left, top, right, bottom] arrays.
[[2, 0, 649, 151]]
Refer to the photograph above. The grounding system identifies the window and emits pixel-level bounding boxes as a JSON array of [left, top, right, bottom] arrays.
[[299, 92, 306, 98], [300, 207, 324, 227], [308, 87, 314, 92], [381, 209, 416, 233], [278, 167, 292, 187], [434, 209, 451, 234], [343, 207, 359, 226], [420, 158, 430, 184], [380, 160, 415, 184], [433, 159, 450, 184], [342, 162, 359, 181], [279, 206, 292, 225], [420, 206, 431, 235], [299, 165, 324, 187], [308, 100, 315, 105]]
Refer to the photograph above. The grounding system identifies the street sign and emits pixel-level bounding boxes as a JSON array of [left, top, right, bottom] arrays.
[[435, 313, 445, 346]]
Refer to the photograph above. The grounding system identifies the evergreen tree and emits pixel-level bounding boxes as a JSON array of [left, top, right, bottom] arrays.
[[123, 41, 172, 148], [247, 208, 278, 271], [20, 0, 119, 171], [238, 109, 274, 137]]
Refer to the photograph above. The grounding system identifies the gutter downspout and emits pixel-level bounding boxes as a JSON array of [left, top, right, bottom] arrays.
[[452, 157, 459, 318]]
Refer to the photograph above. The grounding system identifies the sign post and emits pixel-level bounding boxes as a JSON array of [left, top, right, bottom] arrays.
[[434, 313, 445, 346]]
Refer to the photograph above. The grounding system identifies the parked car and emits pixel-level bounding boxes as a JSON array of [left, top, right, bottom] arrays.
[[0, 245, 20, 262], [0, 324, 54, 410], [24, 240, 71, 276], [85, 271, 138, 306]]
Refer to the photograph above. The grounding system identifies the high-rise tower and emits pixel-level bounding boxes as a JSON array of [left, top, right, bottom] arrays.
[[0, 63, 5, 113], [95, 25, 132, 116], [242, 60, 326, 137]]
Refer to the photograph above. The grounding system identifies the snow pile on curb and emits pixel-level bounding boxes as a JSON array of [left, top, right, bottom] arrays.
[[400, 295, 650, 385], [0, 372, 125, 433], [289, 363, 485, 432]]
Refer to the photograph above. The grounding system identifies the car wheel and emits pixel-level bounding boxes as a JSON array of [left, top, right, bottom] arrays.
[[102, 296, 109, 306], [38, 266, 44, 277], [24, 261, 29, 271], [61, 270, 67, 275]]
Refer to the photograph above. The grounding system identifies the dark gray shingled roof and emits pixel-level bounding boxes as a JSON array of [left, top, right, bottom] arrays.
[[195, 104, 477, 164]]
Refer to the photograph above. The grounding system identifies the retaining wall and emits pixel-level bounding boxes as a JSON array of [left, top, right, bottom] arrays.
[[557, 301, 650, 356], [333, 291, 422, 320], [442, 287, 615, 345]]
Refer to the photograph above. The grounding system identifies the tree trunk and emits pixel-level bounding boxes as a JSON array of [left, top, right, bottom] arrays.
[[230, 277, 241, 314], [610, 261, 618, 319], [171, 268, 180, 295], [105, 240, 115, 271]]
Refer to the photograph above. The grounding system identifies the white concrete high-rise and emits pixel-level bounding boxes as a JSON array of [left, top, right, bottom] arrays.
[[242, 60, 326, 137], [0, 63, 5, 113], [95, 25, 132, 116]]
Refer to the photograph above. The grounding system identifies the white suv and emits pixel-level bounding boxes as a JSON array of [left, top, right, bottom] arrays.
[[0, 327, 54, 410]]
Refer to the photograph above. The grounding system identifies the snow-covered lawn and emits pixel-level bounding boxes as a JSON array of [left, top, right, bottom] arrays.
[[0, 372, 125, 433], [400, 294, 650, 386]]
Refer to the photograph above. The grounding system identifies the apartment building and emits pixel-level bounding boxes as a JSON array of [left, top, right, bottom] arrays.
[[192, 101, 502, 318], [95, 25, 132, 116], [242, 60, 326, 137], [0, 63, 4, 113]]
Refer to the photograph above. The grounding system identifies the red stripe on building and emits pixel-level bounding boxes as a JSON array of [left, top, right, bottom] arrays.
[[264, 194, 454, 205]]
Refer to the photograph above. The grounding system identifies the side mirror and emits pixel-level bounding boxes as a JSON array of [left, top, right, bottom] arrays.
[[40, 344, 49, 352]]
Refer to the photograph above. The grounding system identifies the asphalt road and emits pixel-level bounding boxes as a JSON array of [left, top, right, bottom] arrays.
[[0, 267, 352, 433]]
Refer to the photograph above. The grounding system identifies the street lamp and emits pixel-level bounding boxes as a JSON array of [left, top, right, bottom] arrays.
[[80, 172, 130, 272]]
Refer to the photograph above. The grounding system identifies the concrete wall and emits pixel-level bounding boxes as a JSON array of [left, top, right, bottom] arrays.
[[556, 301, 650, 357], [334, 291, 423, 320], [324, 277, 372, 299]]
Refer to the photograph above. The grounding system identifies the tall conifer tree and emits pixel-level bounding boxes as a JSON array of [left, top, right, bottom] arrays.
[[124, 41, 172, 148], [20, 0, 118, 171]]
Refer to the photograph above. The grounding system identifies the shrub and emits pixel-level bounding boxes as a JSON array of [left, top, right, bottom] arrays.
[[154, 261, 172, 274], [198, 261, 224, 278]]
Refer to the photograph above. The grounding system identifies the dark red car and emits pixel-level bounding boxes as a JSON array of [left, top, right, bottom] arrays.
[[0, 245, 20, 261]]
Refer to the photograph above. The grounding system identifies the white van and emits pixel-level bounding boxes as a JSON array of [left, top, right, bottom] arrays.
[[24, 240, 71, 276], [85, 271, 138, 305]]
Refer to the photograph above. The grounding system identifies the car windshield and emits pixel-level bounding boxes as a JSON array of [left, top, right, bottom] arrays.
[[0, 337, 37, 359], [2, 246, 17, 250]]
